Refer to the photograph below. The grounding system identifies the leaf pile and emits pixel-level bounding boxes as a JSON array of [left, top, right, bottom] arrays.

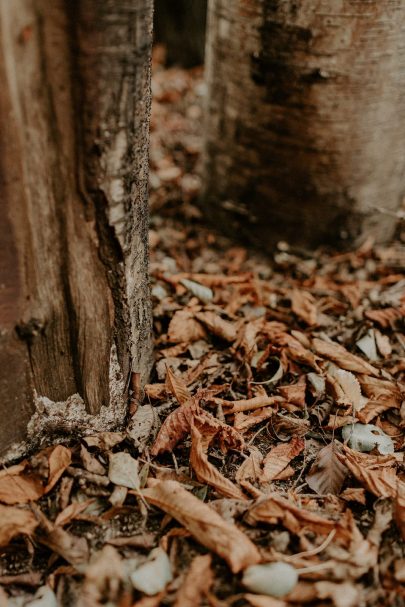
[[1, 49, 404, 607]]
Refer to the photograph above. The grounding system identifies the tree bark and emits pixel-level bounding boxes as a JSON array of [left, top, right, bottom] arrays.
[[154, 0, 207, 67], [203, 0, 405, 249], [0, 0, 153, 457]]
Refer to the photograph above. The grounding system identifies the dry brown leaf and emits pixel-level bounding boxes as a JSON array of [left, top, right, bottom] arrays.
[[315, 581, 360, 607], [55, 499, 95, 527], [150, 401, 201, 455], [236, 447, 263, 488], [291, 289, 317, 326], [165, 366, 193, 405], [328, 369, 365, 411], [374, 330, 392, 358], [38, 523, 89, 566], [80, 445, 106, 476], [358, 375, 402, 408], [235, 318, 265, 361], [132, 592, 166, 607], [278, 378, 306, 407], [306, 441, 347, 496], [144, 383, 167, 399], [312, 338, 379, 376], [0, 504, 38, 547], [340, 445, 397, 498], [45, 445, 72, 492], [142, 479, 261, 572], [174, 554, 212, 607], [260, 437, 305, 484], [0, 462, 43, 505], [340, 487, 366, 504], [365, 305, 405, 328], [234, 408, 275, 432], [83, 432, 124, 451], [190, 419, 246, 500], [168, 309, 206, 343], [247, 493, 351, 544], [394, 480, 405, 541], [195, 311, 237, 342], [219, 395, 283, 414]]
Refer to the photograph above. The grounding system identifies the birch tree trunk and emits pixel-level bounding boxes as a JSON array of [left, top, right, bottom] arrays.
[[203, 0, 405, 249], [0, 0, 153, 457]]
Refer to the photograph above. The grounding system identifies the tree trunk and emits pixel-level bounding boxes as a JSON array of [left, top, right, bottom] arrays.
[[154, 0, 207, 67], [203, 0, 405, 249], [0, 0, 153, 458]]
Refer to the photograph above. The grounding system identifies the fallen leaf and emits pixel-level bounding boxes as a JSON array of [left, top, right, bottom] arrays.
[[340, 445, 397, 498], [291, 289, 317, 326], [306, 441, 347, 496], [219, 395, 283, 414], [365, 305, 405, 328], [312, 338, 379, 376], [151, 400, 201, 455], [190, 418, 246, 500], [247, 493, 351, 544], [356, 330, 378, 361], [108, 452, 140, 490], [37, 521, 89, 566], [260, 437, 305, 484], [0, 462, 43, 505], [83, 432, 125, 451], [340, 487, 366, 504], [174, 554, 212, 607], [55, 499, 95, 527], [127, 405, 159, 450], [234, 408, 275, 432], [165, 366, 193, 405], [45, 445, 72, 492], [80, 445, 106, 476], [168, 309, 206, 343], [142, 479, 261, 572], [195, 311, 237, 342], [341, 423, 394, 454], [277, 378, 306, 407], [0, 504, 38, 546], [328, 369, 366, 411], [236, 447, 263, 493]]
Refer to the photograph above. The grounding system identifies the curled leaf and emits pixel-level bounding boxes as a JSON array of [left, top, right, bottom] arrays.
[[0, 504, 38, 547], [165, 367, 193, 406], [142, 479, 260, 572], [312, 338, 379, 376]]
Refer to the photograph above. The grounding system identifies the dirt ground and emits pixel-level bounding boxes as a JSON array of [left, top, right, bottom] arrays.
[[1, 49, 404, 607]]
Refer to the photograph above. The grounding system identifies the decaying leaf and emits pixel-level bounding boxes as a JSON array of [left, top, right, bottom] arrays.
[[45, 445, 72, 492], [168, 309, 207, 343], [108, 452, 140, 491], [277, 378, 306, 407], [260, 437, 305, 484], [236, 447, 263, 495], [142, 479, 261, 572], [234, 408, 275, 432], [190, 419, 246, 500], [291, 289, 317, 326], [306, 441, 347, 496], [195, 311, 237, 342], [340, 445, 397, 498], [165, 366, 193, 405], [356, 330, 378, 361], [219, 395, 283, 414], [151, 401, 201, 455], [127, 404, 159, 450], [174, 554, 212, 607], [365, 305, 405, 328], [0, 504, 38, 547], [328, 368, 366, 411], [312, 338, 379, 376], [0, 463, 43, 505], [83, 432, 125, 451], [247, 493, 351, 544]]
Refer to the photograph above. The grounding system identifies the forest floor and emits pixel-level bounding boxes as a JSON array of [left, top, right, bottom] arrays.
[[1, 49, 405, 607]]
